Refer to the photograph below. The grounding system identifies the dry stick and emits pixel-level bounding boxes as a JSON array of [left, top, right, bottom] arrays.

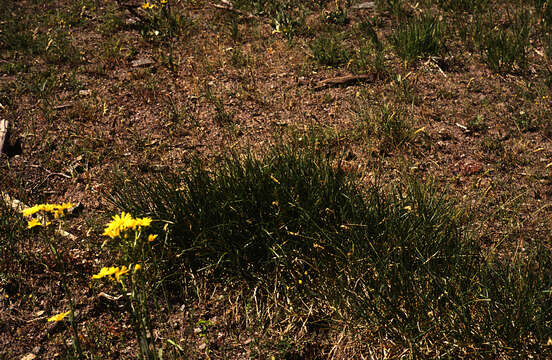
[[313, 74, 375, 91]]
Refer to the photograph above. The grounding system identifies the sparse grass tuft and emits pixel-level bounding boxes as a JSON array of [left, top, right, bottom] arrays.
[[391, 14, 446, 64], [356, 102, 413, 152], [311, 33, 350, 67], [483, 10, 530, 73], [437, 0, 488, 13], [0, 199, 28, 290]]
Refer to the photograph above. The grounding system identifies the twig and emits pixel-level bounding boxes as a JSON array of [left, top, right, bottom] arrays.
[[313, 74, 375, 91], [98, 292, 124, 301], [29, 164, 72, 179]]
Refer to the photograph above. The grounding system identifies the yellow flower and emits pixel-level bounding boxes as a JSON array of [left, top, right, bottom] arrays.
[[114, 266, 129, 282], [135, 217, 152, 228], [102, 212, 134, 238], [42, 204, 55, 213], [21, 205, 42, 217], [21, 202, 74, 218], [27, 218, 42, 229], [148, 234, 158, 242], [161, 0, 167, 3], [27, 218, 51, 229], [52, 202, 74, 218], [134, 264, 142, 272], [92, 266, 119, 279], [103, 212, 152, 239], [47, 310, 71, 322], [142, 2, 156, 9]]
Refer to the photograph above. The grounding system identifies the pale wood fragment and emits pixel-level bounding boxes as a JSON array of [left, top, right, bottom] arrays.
[[314, 74, 375, 90], [0, 119, 7, 154]]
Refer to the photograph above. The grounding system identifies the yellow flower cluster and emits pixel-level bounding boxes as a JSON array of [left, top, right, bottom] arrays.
[[21, 202, 74, 229], [21, 202, 74, 218], [92, 264, 141, 282], [102, 212, 152, 239]]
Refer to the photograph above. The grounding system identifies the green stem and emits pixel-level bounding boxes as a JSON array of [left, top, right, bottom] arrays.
[[49, 236, 83, 359]]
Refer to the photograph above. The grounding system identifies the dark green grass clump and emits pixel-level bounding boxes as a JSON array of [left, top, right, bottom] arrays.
[[107, 149, 552, 357]]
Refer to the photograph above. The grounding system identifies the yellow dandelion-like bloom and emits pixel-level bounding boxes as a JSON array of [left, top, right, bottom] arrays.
[[135, 217, 152, 228], [161, 0, 167, 4], [27, 218, 42, 229], [102, 212, 133, 238], [114, 266, 129, 282], [103, 212, 152, 239], [47, 310, 71, 322], [142, 1, 156, 9], [27, 218, 51, 229], [92, 266, 119, 279], [133, 264, 142, 272], [21, 205, 42, 217], [21, 203, 74, 218], [42, 204, 55, 213], [147, 234, 158, 242], [52, 202, 74, 218]]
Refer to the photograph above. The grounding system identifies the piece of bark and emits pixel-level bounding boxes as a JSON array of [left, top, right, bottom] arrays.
[[314, 74, 375, 90]]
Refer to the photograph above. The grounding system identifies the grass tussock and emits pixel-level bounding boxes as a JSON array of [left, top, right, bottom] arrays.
[[105, 148, 552, 357]]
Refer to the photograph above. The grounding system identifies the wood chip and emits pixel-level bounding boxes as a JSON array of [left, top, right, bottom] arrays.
[[131, 57, 155, 67]]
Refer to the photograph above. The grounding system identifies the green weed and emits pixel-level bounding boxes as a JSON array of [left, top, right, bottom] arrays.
[[467, 114, 489, 133]]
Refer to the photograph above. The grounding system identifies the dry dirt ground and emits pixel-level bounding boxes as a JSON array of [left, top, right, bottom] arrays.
[[1, 0, 552, 358]]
